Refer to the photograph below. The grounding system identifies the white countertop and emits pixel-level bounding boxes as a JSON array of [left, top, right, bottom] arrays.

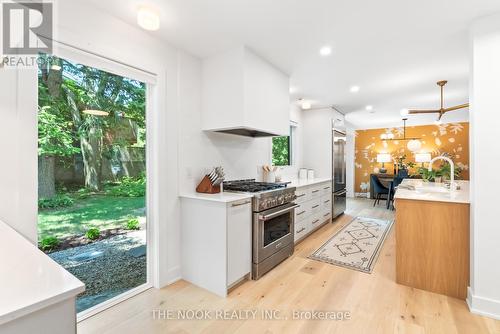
[[394, 179, 470, 204], [180, 178, 332, 202], [0, 220, 85, 325], [284, 177, 332, 189], [180, 192, 254, 203]]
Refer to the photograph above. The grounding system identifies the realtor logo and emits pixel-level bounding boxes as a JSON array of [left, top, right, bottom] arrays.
[[2, 2, 53, 54]]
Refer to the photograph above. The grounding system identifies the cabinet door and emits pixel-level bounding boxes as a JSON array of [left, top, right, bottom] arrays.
[[227, 199, 252, 287]]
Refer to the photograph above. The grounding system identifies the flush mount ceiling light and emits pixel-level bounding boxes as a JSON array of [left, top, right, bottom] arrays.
[[350, 85, 360, 93], [83, 109, 110, 117], [137, 6, 160, 31], [298, 98, 311, 110], [319, 46, 332, 56]]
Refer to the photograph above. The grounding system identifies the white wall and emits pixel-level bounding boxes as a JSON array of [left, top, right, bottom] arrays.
[[468, 13, 500, 320], [0, 63, 38, 243], [345, 121, 356, 198]]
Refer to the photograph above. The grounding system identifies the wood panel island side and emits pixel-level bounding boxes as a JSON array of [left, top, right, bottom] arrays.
[[394, 179, 470, 299]]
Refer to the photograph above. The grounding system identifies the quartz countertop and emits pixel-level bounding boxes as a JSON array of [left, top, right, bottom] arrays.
[[180, 192, 254, 203], [0, 220, 85, 325], [394, 179, 470, 204], [284, 178, 332, 189]]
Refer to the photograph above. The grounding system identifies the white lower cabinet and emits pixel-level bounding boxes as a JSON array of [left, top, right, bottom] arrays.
[[181, 197, 252, 297], [294, 181, 333, 244]]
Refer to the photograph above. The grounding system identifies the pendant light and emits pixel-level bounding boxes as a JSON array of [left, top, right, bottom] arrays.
[[382, 118, 422, 152]]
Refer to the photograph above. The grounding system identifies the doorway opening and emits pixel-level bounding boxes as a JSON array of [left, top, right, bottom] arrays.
[[37, 53, 148, 313]]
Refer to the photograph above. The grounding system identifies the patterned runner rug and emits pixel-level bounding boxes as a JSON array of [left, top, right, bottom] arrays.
[[309, 216, 394, 273]]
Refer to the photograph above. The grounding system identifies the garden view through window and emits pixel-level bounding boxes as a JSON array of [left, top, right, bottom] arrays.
[[272, 127, 292, 166], [37, 54, 147, 313]]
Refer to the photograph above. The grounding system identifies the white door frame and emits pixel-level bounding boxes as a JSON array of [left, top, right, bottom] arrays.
[[40, 41, 160, 321]]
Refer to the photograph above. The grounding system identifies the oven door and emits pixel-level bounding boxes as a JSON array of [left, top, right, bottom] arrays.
[[253, 203, 298, 263]]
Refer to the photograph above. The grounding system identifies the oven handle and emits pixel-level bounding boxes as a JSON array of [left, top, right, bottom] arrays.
[[259, 204, 300, 221]]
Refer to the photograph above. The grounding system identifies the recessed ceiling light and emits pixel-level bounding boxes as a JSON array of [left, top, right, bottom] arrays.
[[289, 86, 297, 94], [137, 7, 160, 31], [365, 105, 373, 111], [400, 108, 409, 116], [350, 86, 360, 93], [319, 46, 332, 56]]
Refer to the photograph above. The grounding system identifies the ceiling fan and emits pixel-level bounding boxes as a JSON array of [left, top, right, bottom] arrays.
[[408, 80, 469, 120]]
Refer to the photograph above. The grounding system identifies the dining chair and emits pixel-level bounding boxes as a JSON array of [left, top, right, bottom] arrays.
[[370, 174, 389, 207]]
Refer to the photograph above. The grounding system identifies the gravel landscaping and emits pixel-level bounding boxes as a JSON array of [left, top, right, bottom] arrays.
[[49, 229, 147, 312]]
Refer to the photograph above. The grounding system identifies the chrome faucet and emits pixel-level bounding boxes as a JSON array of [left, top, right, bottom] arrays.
[[428, 155, 456, 191]]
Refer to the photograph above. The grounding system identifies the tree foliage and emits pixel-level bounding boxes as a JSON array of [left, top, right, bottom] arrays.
[[272, 136, 290, 166], [37, 54, 146, 192]]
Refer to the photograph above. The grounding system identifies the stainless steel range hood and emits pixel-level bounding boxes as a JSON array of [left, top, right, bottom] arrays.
[[212, 127, 280, 137]]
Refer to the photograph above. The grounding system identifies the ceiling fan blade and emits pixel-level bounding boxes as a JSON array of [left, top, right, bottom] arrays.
[[408, 109, 440, 114], [443, 103, 469, 113]]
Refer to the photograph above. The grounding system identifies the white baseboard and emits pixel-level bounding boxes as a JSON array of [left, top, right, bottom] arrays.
[[467, 287, 500, 320]]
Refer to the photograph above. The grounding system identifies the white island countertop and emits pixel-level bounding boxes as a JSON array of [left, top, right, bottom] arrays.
[[394, 179, 470, 204], [0, 220, 85, 325]]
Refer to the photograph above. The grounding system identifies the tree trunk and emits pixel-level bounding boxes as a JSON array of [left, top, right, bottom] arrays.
[[38, 155, 56, 198], [38, 58, 63, 199], [80, 127, 102, 191]]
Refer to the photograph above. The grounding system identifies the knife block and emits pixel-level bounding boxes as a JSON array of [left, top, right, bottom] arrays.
[[196, 175, 221, 194]]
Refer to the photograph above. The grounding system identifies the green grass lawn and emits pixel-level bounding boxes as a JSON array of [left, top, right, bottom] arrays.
[[38, 194, 145, 240]]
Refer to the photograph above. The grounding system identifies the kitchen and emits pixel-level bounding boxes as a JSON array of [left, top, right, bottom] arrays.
[[1, 1, 500, 334]]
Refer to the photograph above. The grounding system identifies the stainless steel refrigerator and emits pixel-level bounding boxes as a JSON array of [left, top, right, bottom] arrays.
[[332, 129, 347, 218]]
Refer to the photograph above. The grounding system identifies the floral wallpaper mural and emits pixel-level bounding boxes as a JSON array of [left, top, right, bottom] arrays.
[[354, 122, 469, 195]]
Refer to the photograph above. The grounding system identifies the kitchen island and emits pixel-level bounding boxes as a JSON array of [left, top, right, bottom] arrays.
[[394, 179, 470, 299], [0, 220, 84, 334]]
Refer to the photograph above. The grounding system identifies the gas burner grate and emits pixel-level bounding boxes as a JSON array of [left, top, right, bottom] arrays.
[[223, 179, 287, 193]]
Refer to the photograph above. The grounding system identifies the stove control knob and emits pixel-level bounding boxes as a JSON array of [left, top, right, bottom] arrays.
[[278, 195, 284, 204]]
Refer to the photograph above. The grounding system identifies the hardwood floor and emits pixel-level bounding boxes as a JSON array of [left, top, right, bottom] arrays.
[[78, 198, 500, 334]]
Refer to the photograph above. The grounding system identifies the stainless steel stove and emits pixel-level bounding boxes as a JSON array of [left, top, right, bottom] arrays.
[[223, 179, 297, 279]]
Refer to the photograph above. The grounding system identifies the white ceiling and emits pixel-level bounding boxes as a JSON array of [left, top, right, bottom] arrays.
[[87, 0, 500, 128]]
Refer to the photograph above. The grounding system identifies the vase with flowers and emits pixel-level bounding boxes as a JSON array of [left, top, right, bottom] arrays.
[[395, 154, 415, 177]]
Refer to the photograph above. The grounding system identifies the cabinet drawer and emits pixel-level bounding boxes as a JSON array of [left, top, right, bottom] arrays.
[[310, 213, 323, 230], [309, 198, 322, 215], [321, 208, 332, 222], [295, 187, 310, 204], [294, 202, 309, 222], [322, 194, 332, 211], [294, 219, 309, 242], [310, 186, 322, 199], [321, 182, 332, 195]]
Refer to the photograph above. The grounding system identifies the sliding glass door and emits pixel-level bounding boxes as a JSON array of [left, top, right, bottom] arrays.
[[37, 53, 148, 313]]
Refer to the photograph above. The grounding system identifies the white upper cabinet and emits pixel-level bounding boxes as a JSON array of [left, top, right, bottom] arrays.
[[202, 46, 290, 137]]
